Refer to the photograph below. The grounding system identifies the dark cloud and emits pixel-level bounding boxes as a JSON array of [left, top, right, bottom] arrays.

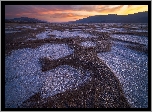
[[5, 5, 78, 19], [5, 5, 74, 14], [5, 5, 37, 14], [5, 5, 97, 16]]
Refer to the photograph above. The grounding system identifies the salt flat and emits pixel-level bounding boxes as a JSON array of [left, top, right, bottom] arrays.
[[5, 23, 148, 108]]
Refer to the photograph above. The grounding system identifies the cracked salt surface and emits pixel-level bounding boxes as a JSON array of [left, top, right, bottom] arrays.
[[5, 43, 76, 108], [16, 26, 32, 29], [106, 28, 126, 32], [41, 65, 92, 98], [15, 26, 37, 30], [97, 40, 148, 108], [35, 30, 92, 39], [95, 29, 110, 33], [111, 34, 148, 45], [130, 30, 148, 32], [100, 27, 126, 33]]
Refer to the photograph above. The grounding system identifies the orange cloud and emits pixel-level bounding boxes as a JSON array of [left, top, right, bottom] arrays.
[[124, 5, 148, 14], [50, 12, 87, 19], [5, 5, 148, 22], [96, 5, 124, 14]]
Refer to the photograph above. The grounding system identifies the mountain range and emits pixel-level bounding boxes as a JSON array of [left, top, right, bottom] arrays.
[[5, 17, 48, 23], [69, 11, 148, 23], [5, 11, 148, 23]]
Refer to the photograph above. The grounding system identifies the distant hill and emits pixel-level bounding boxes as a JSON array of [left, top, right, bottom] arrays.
[[5, 17, 48, 23], [69, 11, 148, 23]]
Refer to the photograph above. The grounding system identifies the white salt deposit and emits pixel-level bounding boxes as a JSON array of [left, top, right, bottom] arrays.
[[130, 30, 148, 32], [22, 26, 32, 29], [15, 26, 37, 30], [105, 28, 126, 32], [111, 34, 148, 45], [41, 65, 92, 98], [15, 26, 31, 29], [5, 44, 75, 108], [36, 25, 42, 28], [97, 40, 148, 108], [95, 29, 110, 33], [80, 41, 96, 47], [36, 32, 49, 39], [131, 26, 139, 29], [35, 30, 92, 40]]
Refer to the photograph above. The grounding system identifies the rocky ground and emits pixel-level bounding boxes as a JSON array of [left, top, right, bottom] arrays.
[[5, 23, 148, 108]]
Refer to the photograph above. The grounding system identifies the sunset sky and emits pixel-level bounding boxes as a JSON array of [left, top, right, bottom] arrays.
[[5, 5, 148, 23]]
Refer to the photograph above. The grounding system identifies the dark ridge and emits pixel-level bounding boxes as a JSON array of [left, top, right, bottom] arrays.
[[69, 11, 148, 23], [5, 17, 48, 23]]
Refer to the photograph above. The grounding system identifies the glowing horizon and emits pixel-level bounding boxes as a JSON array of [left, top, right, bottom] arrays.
[[5, 5, 148, 22]]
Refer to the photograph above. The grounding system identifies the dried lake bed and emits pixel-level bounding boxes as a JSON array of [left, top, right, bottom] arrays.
[[5, 23, 148, 108]]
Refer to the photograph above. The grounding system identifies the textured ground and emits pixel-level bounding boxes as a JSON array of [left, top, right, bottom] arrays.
[[5, 23, 148, 108]]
